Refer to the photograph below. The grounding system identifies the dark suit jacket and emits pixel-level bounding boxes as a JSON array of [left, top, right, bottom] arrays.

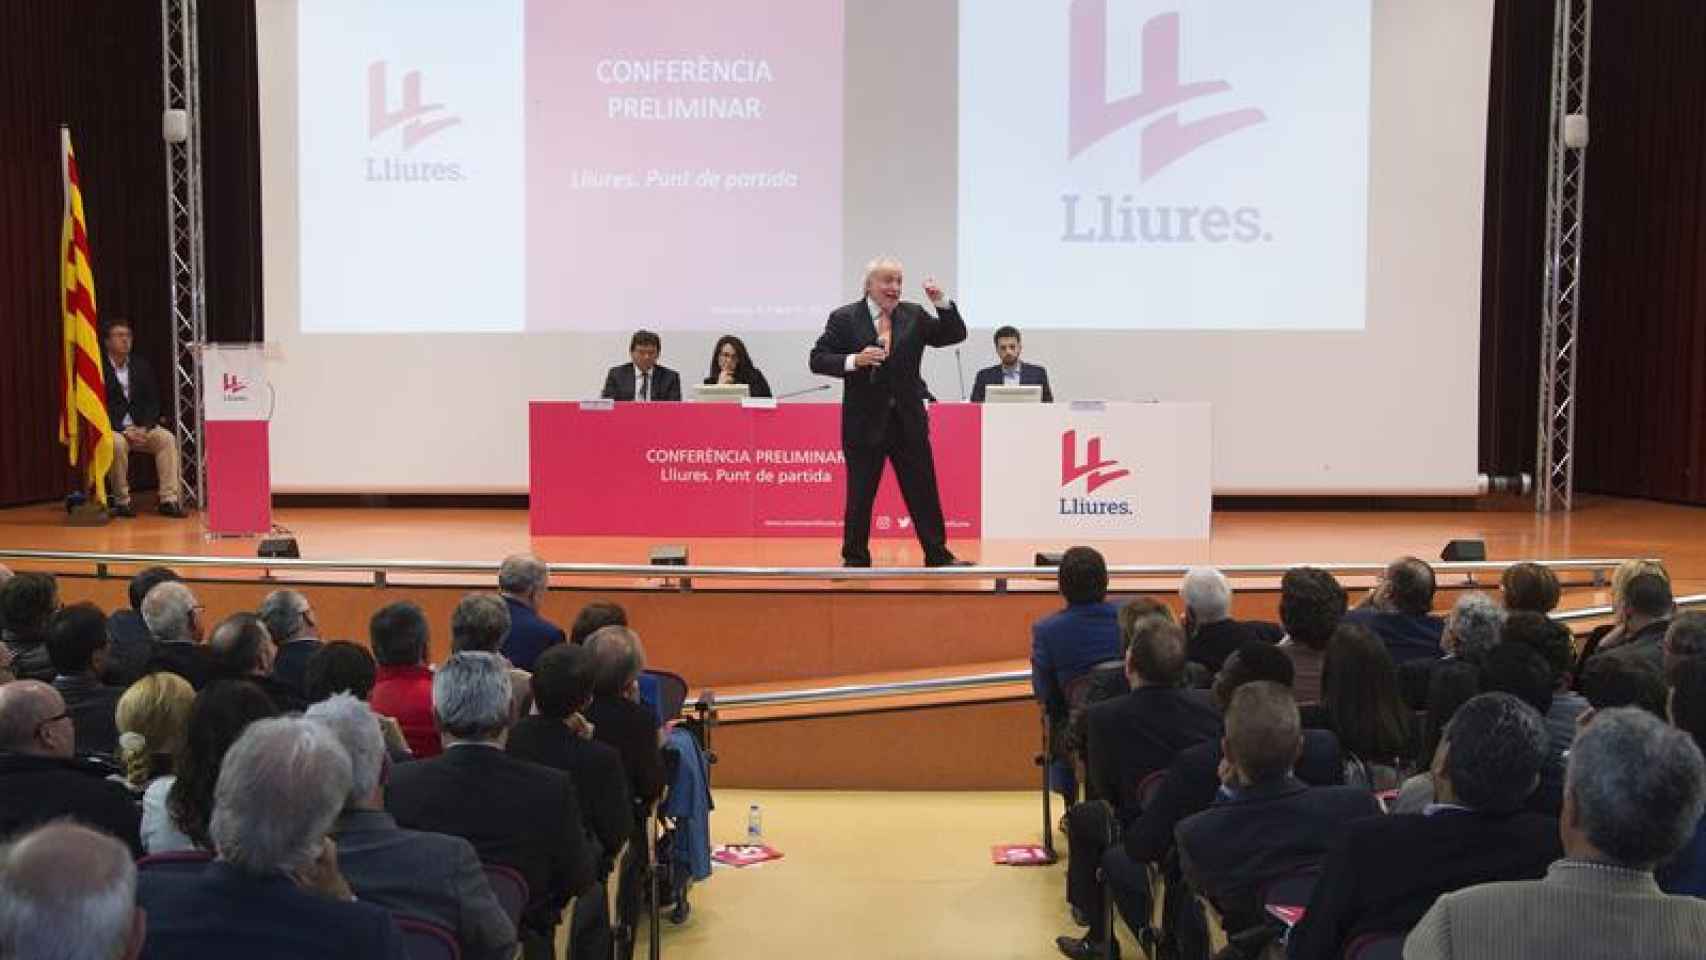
[[1086, 686, 1223, 819], [53, 673, 124, 758], [102, 354, 165, 430], [508, 715, 634, 866], [1030, 601, 1123, 717], [969, 361, 1052, 403], [136, 861, 406, 960], [0, 752, 142, 856], [499, 597, 566, 672], [1288, 807, 1561, 959], [1343, 608, 1445, 665], [332, 808, 517, 960], [701, 369, 773, 398], [1186, 618, 1284, 674], [808, 299, 967, 448], [271, 637, 324, 698], [385, 743, 594, 931], [1176, 777, 1381, 930], [584, 694, 667, 806], [601, 364, 681, 402], [105, 609, 155, 685], [146, 640, 217, 690], [1123, 730, 1343, 864]]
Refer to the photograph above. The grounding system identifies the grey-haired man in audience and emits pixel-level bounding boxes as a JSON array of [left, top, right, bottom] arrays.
[[0, 822, 147, 960]]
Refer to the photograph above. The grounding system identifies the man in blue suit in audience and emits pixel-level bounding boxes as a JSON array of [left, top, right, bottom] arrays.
[[497, 553, 566, 671], [1344, 556, 1446, 665], [1031, 546, 1123, 803], [969, 325, 1053, 402]]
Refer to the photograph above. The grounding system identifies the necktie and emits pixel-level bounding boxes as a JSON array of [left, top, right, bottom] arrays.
[[639, 371, 650, 402], [877, 312, 892, 352]]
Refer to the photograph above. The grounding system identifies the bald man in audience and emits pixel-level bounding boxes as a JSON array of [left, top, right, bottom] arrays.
[[0, 822, 146, 960], [0, 680, 142, 854]]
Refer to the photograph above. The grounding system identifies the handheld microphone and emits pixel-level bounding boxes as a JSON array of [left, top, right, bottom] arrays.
[[777, 383, 832, 400], [955, 348, 967, 401]]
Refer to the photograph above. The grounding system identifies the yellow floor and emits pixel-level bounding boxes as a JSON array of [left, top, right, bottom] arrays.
[[624, 789, 1140, 960]]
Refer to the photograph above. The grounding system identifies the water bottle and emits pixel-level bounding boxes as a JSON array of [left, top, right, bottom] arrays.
[[746, 803, 763, 844]]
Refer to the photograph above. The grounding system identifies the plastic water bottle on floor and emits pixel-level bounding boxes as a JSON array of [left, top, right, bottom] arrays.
[[746, 803, 763, 844]]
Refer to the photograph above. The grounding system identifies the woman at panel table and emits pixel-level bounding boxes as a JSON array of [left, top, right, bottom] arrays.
[[703, 334, 773, 397]]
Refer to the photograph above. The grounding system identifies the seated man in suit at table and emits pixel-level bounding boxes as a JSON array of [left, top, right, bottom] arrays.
[[969, 325, 1052, 402], [101, 318, 186, 518], [601, 330, 681, 402]]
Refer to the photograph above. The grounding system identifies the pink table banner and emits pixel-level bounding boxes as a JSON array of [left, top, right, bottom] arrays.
[[529, 402, 981, 538]]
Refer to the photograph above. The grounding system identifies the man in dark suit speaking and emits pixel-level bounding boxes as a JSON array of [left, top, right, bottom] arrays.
[[809, 257, 969, 568], [970, 325, 1053, 402], [600, 330, 681, 401]]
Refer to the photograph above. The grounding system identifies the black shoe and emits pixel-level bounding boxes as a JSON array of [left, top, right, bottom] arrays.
[[842, 558, 871, 568], [924, 554, 972, 568], [108, 501, 136, 519], [158, 501, 187, 519], [1055, 934, 1118, 960]]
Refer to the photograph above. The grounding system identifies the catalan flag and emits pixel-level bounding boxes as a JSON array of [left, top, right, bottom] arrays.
[[59, 127, 114, 502]]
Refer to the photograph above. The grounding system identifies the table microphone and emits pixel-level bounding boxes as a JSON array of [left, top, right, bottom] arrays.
[[776, 383, 832, 400], [955, 348, 966, 400]]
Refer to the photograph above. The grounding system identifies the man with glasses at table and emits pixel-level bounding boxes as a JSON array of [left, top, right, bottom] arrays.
[[0, 680, 143, 855]]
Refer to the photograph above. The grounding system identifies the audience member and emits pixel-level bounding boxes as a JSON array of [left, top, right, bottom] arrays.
[[1578, 652, 1669, 720], [46, 602, 124, 757], [1179, 567, 1282, 674], [1503, 611, 1592, 755], [510, 643, 635, 960], [258, 588, 323, 698], [1501, 561, 1562, 615], [135, 717, 408, 959], [0, 823, 146, 960], [1176, 682, 1380, 943], [1481, 639, 1563, 814], [1589, 570, 1675, 675], [584, 625, 668, 806], [452, 592, 534, 718], [1277, 567, 1347, 703], [1405, 708, 1706, 959], [570, 600, 628, 645], [1056, 619, 1221, 958], [1394, 660, 1483, 811], [1291, 693, 1561, 958], [142, 580, 214, 689], [1032, 546, 1122, 803], [305, 639, 380, 702], [1399, 592, 1503, 709], [0, 680, 142, 855], [115, 671, 194, 792], [369, 601, 440, 758], [497, 553, 566, 670], [1662, 655, 1706, 897], [105, 565, 180, 685], [1308, 623, 1416, 785], [208, 612, 307, 712], [1663, 612, 1706, 684], [387, 652, 595, 953], [0, 572, 58, 682], [148, 680, 278, 853], [307, 693, 516, 960], [1343, 556, 1445, 664]]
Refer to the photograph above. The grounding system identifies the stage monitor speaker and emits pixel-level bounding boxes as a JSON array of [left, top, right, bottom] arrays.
[[1439, 539, 1486, 562], [258, 536, 301, 559], [1034, 551, 1065, 567], [650, 544, 689, 566]]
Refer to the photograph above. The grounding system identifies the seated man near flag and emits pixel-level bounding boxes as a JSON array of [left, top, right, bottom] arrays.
[[100, 318, 185, 518]]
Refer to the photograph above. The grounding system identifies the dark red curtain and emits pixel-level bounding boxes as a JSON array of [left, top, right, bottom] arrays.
[[0, 1, 259, 507]]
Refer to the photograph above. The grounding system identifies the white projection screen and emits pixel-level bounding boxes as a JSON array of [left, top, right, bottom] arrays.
[[256, 0, 1493, 495]]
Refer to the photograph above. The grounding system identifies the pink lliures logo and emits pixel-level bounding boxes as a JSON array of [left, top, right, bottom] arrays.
[[1061, 430, 1131, 494], [368, 61, 460, 150], [1069, 2, 1265, 181], [221, 373, 249, 397]]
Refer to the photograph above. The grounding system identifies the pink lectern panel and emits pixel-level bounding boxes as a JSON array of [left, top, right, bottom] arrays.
[[528, 402, 980, 538], [204, 420, 271, 535]]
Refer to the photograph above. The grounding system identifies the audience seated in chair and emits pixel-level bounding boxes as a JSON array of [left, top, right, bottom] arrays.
[[0, 822, 147, 960], [47, 602, 124, 757], [452, 592, 534, 719], [570, 600, 628, 645], [368, 601, 441, 758], [1055, 617, 1222, 959], [1663, 612, 1706, 685], [1, 572, 59, 683], [134, 717, 409, 959], [1276, 567, 1347, 704], [1175, 682, 1381, 951], [105, 565, 180, 686], [146, 680, 278, 854], [386, 651, 595, 956], [1397, 592, 1502, 711], [1342, 556, 1445, 666], [1290, 692, 1562, 959], [142, 581, 215, 690], [208, 612, 309, 713], [1180, 566, 1282, 674], [115, 671, 194, 798], [1587, 571, 1674, 676], [1500, 561, 1562, 616], [584, 625, 668, 807], [307, 693, 517, 960], [1502, 611, 1591, 762], [258, 588, 324, 700], [1577, 650, 1669, 720], [1031, 546, 1124, 805], [498, 553, 566, 671], [1303, 623, 1418, 789], [1660, 655, 1706, 897], [1404, 708, 1706, 959], [306, 640, 414, 761], [1479, 640, 1565, 815], [0, 679, 142, 856], [1392, 661, 1483, 813]]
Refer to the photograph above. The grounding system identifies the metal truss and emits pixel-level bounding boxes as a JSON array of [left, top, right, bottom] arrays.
[[162, 0, 208, 508], [1536, 0, 1593, 512]]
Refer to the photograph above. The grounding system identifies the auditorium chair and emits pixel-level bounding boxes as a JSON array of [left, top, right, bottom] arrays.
[[1343, 931, 1406, 960], [393, 915, 461, 960], [480, 863, 528, 931], [135, 849, 214, 872]]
